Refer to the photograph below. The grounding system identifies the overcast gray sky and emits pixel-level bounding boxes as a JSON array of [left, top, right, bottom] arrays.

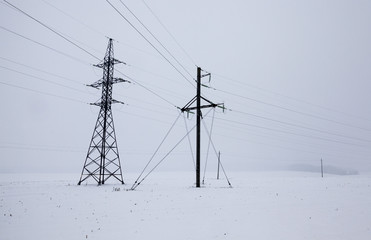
[[1, 0, 371, 175]]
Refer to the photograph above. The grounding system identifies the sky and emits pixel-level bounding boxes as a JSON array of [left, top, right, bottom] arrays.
[[1, 0, 371, 175]]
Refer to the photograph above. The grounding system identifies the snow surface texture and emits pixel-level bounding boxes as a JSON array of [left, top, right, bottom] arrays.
[[1, 171, 371, 240]]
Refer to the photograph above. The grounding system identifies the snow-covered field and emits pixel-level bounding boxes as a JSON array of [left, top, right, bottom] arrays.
[[1, 171, 370, 240]]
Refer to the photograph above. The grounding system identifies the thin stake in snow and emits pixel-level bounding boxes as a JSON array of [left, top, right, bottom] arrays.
[[217, 151, 221, 180]]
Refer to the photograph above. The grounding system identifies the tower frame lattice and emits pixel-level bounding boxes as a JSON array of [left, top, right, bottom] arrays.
[[78, 38, 127, 185]]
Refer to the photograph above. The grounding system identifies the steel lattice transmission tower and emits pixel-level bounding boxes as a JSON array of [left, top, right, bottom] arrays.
[[78, 38, 127, 185]]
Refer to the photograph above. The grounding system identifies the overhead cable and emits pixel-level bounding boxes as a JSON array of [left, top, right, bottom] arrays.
[[106, 0, 195, 88], [141, 0, 197, 66], [119, 0, 194, 80], [0, 25, 87, 65], [215, 87, 371, 132], [213, 116, 369, 148], [3, 0, 100, 61], [0, 80, 86, 103]]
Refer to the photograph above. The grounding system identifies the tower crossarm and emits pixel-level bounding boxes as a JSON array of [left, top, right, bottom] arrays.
[[181, 95, 223, 112], [112, 77, 130, 84], [112, 99, 125, 105], [180, 96, 197, 112], [87, 77, 129, 89], [93, 58, 126, 68], [90, 99, 125, 107], [181, 103, 222, 112], [87, 79, 104, 89]]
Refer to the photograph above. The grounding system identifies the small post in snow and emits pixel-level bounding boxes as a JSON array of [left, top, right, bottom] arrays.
[[217, 151, 220, 180], [321, 158, 324, 178]]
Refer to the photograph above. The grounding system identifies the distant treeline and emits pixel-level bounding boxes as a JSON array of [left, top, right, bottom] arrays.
[[288, 164, 359, 175]]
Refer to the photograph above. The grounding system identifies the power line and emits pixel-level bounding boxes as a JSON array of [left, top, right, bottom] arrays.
[[227, 108, 371, 143], [118, 93, 174, 111], [119, 0, 194, 80], [0, 65, 90, 95], [8, 2, 364, 144], [0, 25, 88, 65], [2, 7, 188, 111], [1, 25, 180, 109], [2, 23, 179, 111], [116, 109, 173, 126], [214, 87, 371, 132], [40, 0, 161, 60], [40, 0, 106, 38], [105, 0, 195, 88], [141, 0, 197, 66], [0, 140, 85, 151], [3, 0, 100, 61], [211, 131, 368, 161], [0, 80, 86, 103], [129, 63, 190, 90], [126, 64, 191, 102], [212, 72, 371, 123], [115, 68, 178, 108], [210, 120, 371, 158], [0, 56, 83, 86], [40, 0, 169, 63], [5, 0, 370, 142], [0, 145, 84, 153], [128, 103, 178, 118], [213, 116, 369, 149]]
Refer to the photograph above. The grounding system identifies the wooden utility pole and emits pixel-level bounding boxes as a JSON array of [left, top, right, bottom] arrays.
[[181, 66, 224, 187], [196, 67, 201, 187]]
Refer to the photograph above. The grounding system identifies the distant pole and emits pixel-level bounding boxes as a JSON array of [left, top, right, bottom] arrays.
[[321, 158, 324, 178], [217, 151, 220, 180]]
